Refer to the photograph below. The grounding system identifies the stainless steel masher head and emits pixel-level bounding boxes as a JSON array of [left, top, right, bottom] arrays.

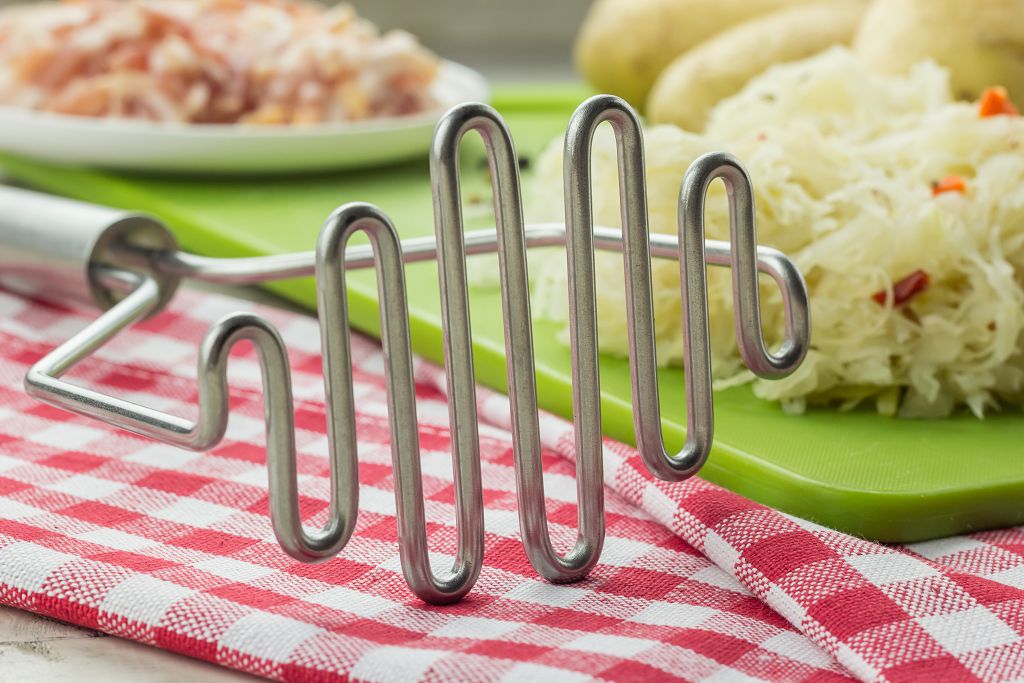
[[0, 95, 810, 604]]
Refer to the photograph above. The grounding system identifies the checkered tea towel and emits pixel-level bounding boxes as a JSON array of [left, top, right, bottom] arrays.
[[0, 289, 1021, 682]]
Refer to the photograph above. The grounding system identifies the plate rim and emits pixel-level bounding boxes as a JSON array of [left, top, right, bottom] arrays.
[[0, 60, 490, 140]]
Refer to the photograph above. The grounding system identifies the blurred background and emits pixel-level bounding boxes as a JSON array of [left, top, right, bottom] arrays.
[[355, 0, 588, 80], [0, 0, 590, 80]]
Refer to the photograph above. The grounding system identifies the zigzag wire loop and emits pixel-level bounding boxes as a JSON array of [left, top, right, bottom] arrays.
[[566, 94, 807, 483], [433, 102, 607, 585], [317, 202, 480, 604], [15, 97, 810, 604], [681, 155, 808, 378]]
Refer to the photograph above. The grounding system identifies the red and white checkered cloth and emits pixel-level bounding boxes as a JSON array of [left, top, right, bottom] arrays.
[[0, 288, 1022, 682]]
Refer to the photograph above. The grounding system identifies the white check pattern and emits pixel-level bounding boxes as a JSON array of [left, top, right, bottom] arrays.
[[0, 288, 1020, 682]]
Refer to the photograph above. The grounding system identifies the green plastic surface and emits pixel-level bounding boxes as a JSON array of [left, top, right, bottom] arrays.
[[3, 86, 1021, 543]]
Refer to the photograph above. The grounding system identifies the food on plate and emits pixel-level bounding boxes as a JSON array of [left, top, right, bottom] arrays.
[[646, 0, 867, 131], [573, 0, 821, 109], [0, 0, 441, 125], [853, 0, 1024, 102], [528, 49, 1024, 418]]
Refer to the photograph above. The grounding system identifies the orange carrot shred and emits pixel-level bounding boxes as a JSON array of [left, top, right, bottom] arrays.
[[931, 174, 967, 196], [978, 86, 1019, 118]]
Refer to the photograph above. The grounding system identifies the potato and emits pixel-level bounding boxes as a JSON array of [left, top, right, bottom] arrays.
[[573, 0, 822, 108], [646, 0, 868, 131], [853, 0, 1024, 101]]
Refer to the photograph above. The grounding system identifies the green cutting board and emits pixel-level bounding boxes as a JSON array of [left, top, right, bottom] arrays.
[[3, 86, 1021, 543]]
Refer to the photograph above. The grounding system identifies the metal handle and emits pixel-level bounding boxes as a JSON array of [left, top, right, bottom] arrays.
[[0, 186, 180, 313]]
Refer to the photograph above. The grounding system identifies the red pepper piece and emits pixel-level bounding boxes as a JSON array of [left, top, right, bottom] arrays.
[[872, 269, 930, 307]]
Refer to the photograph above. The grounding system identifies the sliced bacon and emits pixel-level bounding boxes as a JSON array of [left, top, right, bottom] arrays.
[[0, 0, 440, 125]]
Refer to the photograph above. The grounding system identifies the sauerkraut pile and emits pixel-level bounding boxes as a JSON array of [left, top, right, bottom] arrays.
[[0, 0, 440, 124], [529, 49, 1024, 418]]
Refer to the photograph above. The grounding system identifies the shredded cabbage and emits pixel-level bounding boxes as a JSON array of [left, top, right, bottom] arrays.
[[527, 48, 1024, 417]]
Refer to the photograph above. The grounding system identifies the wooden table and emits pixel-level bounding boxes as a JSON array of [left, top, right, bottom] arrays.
[[0, 606, 254, 682]]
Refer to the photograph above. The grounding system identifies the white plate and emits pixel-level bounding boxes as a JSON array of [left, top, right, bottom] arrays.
[[0, 61, 489, 174]]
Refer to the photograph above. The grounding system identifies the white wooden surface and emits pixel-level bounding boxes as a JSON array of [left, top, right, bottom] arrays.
[[0, 606, 255, 682]]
